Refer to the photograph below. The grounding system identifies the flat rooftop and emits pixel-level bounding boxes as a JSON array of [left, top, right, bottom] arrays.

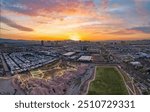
[[63, 52, 75, 56], [78, 56, 92, 61]]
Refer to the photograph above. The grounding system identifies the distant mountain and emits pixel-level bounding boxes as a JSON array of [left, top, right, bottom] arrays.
[[0, 38, 40, 45], [0, 38, 25, 43]]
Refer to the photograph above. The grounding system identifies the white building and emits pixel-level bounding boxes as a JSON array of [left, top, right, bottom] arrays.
[[78, 56, 92, 61]]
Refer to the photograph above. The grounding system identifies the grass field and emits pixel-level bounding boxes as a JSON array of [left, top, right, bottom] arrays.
[[88, 67, 128, 95]]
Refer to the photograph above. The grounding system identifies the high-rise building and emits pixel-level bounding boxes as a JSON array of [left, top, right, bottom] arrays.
[[41, 40, 44, 46]]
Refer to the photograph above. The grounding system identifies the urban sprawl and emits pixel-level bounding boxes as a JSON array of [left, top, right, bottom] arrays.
[[0, 39, 150, 95]]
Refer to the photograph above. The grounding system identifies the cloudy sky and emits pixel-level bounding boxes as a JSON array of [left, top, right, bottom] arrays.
[[0, 0, 150, 41]]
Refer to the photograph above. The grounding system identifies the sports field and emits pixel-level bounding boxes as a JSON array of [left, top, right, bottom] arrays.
[[88, 66, 128, 95]]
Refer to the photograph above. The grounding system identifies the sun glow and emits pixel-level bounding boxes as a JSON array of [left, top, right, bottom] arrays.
[[69, 35, 81, 41]]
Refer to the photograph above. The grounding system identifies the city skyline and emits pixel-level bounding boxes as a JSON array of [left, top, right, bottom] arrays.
[[0, 0, 150, 41]]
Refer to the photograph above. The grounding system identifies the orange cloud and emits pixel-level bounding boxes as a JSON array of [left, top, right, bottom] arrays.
[[0, 0, 149, 41]]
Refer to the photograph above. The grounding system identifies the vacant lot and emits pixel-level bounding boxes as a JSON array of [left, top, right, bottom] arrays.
[[88, 66, 128, 95]]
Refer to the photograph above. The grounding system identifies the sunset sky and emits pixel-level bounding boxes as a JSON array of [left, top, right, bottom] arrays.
[[0, 0, 150, 41]]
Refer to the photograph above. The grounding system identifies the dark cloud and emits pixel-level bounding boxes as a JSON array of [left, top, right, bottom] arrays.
[[110, 26, 150, 35], [0, 16, 34, 31], [110, 30, 139, 35], [130, 26, 150, 33]]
